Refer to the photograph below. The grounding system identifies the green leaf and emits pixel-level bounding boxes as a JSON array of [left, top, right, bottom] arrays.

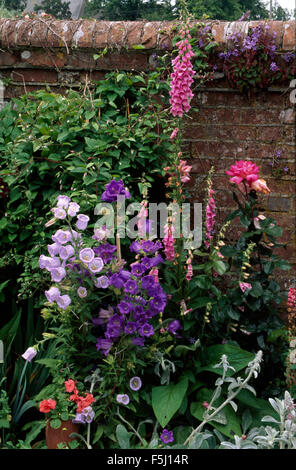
[[200, 344, 254, 376], [152, 379, 188, 427], [132, 44, 146, 50], [116, 424, 131, 449], [50, 419, 62, 430], [212, 260, 228, 275]]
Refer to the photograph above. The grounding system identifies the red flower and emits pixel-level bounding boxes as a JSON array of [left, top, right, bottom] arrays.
[[65, 379, 77, 393], [76, 393, 96, 413], [39, 399, 57, 413]]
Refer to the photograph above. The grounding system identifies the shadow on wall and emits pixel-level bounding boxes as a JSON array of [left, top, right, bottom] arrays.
[[24, 0, 86, 19]]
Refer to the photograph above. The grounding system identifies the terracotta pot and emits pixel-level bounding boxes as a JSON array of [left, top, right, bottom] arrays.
[[45, 420, 79, 449]]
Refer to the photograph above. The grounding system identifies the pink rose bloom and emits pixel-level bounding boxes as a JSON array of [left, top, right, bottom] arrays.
[[226, 160, 259, 186]]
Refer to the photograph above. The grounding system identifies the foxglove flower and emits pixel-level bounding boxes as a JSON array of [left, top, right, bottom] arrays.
[[169, 28, 195, 117], [239, 282, 252, 292]]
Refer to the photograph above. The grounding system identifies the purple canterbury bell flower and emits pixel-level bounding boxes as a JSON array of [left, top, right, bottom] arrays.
[[129, 377, 142, 391], [160, 429, 174, 444], [116, 394, 130, 405], [76, 214, 90, 231], [101, 180, 131, 203], [22, 346, 37, 362]]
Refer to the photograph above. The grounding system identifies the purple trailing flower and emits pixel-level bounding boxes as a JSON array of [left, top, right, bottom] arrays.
[[129, 377, 142, 391], [116, 394, 130, 405], [101, 179, 131, 203], [76, 214, 90, 231], [284, 52, 295, 63], [22, 346, 37, 362], [270, 62, 279, 72], [72, 406, 95, 424], [160, 429, 174, 444]]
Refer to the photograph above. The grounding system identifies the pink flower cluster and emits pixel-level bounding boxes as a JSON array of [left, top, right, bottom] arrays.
[[288, 288, 296, 309], [163, 224, 175, 261], [204, 187, 216, 249], [169, 28, 195, 117], [186, 255, 193, 281], [178, 160, 192, 183]]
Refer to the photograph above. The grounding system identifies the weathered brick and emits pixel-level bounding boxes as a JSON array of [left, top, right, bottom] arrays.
[[11, 69, 58, 83], [267, 196, 292, 212], [283, 21, 296, 50]]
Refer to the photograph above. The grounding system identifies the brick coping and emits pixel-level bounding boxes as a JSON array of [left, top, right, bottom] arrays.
[[0, 19, 294, 51]]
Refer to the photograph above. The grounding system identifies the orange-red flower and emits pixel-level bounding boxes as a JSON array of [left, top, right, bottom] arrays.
[[65, 378, 77, 393], [250, 178, 270, 194], [39, 399, 57, 413]]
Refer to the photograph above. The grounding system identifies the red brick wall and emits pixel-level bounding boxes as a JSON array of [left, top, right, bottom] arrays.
[[0, 18, 295, 285]]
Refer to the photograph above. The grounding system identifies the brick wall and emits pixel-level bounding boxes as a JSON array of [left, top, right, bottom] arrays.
[[0, 18, 295, 285]]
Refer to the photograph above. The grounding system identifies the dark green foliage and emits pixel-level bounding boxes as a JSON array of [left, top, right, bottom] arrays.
[[34, 0, 72, 19]]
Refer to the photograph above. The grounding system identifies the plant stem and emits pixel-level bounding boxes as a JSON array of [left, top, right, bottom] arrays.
[[184, 367, 255, 446], [117, 408, 146, 447]]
